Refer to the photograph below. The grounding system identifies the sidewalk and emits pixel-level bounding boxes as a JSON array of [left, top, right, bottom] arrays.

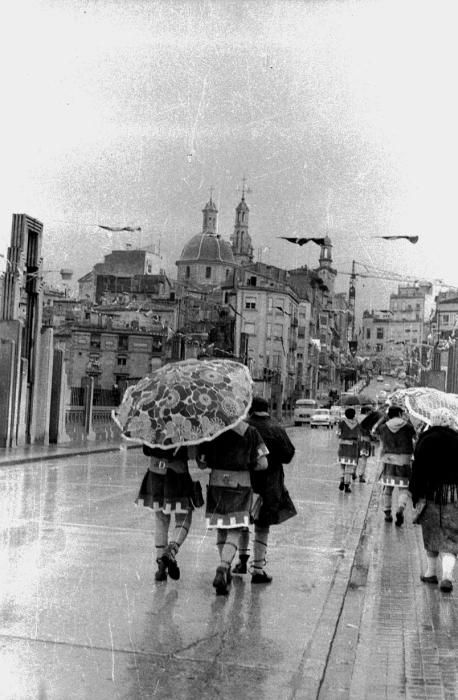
[[320, 483, 458, 699]]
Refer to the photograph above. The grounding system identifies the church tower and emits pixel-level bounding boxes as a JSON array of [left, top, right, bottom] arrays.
[[202, 192, 218, 235], [317, 235, 337, 294], [231, 181, 253, 265]]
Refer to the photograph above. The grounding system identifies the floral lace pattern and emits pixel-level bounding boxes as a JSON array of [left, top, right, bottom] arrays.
[[112, 358, 253, 448]]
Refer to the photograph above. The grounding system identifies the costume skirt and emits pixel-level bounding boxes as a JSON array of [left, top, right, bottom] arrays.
[[136, 469, 194, 513], [418, 501, 458, 555], [338, 441, 359, 465], [205, 485, 253, 528], [380, 462, 411, 488]]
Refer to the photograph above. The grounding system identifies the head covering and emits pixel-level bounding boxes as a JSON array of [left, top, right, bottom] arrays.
[[250, 396, 269, 415], [344, 407, 356, 419], [387, 406, 403, 419], [430, 407, 457, 429]]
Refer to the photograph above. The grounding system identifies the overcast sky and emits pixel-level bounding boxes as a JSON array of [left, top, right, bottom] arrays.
[[1, 0, 458, 313]]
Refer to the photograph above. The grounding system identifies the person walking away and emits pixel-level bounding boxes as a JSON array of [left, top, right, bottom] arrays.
[[376, 405, 416, 526], [337, 408, 361, 493], [357, 405, 381, 483], [136, 444, 196, 582], [198, 421, 268, 595], [409, 408, 458, 592], [232, 396, 297, 583]]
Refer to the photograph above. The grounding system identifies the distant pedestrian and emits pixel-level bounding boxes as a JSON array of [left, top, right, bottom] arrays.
[[409, 408, 458, 592], [137, 444, 196, 582], [232, 396, 297, 583], [376, 405, 416, 526], [357, 405, 380, 483], [198, 421, 268, 595], [337, 408, 361, 493]]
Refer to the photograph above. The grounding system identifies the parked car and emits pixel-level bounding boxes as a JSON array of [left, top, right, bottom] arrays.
[[377, 375, 384, 382], [293, 399, 319, 425], [310, 408, 333, 429]]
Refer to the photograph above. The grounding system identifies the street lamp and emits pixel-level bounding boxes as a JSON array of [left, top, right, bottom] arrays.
[[84, 359, 102, 440]]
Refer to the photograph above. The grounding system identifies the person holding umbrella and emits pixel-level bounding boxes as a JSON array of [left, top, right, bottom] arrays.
[[112, 358, 255, 586], [136, 444, 196, 581], [409, 408, 458, 592], [198, 420, 269, 596]]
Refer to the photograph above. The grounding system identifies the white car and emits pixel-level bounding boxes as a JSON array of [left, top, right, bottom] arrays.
[[294, 399, 319, 425], [310, 408, 333, 429]]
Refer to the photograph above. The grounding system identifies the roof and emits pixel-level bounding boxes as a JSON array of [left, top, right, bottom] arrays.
[[178, 233, 235, 264]]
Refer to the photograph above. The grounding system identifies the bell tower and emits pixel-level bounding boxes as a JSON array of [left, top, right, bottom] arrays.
[[231, 179, 253, 265], [317, 235, 337, 294], [202, 188, 218, 235]]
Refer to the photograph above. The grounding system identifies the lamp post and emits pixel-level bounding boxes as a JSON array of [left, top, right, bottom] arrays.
[[84, 359, 102, 441]]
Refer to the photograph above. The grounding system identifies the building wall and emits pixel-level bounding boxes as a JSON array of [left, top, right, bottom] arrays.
[[57, 328, 162, 389]]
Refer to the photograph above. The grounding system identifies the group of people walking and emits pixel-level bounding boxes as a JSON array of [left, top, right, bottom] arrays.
[[336, 397, 458, 593], [136, 396, 296, 596], [135, 390, 458, 597]]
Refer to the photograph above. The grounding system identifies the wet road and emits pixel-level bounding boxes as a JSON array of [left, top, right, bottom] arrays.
[[0, 426, 375, 699]]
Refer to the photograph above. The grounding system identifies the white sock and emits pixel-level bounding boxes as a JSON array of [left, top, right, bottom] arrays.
[[441, 553, 456, 581], [425, 553, 438, 577]]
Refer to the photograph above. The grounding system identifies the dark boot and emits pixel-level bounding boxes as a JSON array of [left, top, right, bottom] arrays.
[[344, 483, 352, 493], [213, 566, 229, 595], [155, 558, 167, 582], [339, 480, 345, 491], [384, 510, 393, 523], [251, 570, 273, 584], [162, 543, 180, 580], [232, 554, 249, 575]]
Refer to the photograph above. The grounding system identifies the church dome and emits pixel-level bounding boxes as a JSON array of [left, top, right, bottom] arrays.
[[179, 233, 235, 264]]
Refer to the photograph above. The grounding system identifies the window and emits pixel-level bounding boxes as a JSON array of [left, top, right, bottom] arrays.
[[245, 296, 256, 309], [366, 328, 371, 339], [117, 357, 127, 366], [376, 343, 384, 352], [205, 266, 211, 279], [226, 269, 231, 278], [90, 333, 101, 349], [118, 335, 128, 351], [247, 276, 257, 286], [376, 328, 384, 340], [273, 353, 281, 369], [185, 266, 190, 279], [442, 314, 449, 324]]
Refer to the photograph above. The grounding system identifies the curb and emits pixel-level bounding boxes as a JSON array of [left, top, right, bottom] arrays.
[[0, 443, 141, 467], [291, 466, 379, 699]]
